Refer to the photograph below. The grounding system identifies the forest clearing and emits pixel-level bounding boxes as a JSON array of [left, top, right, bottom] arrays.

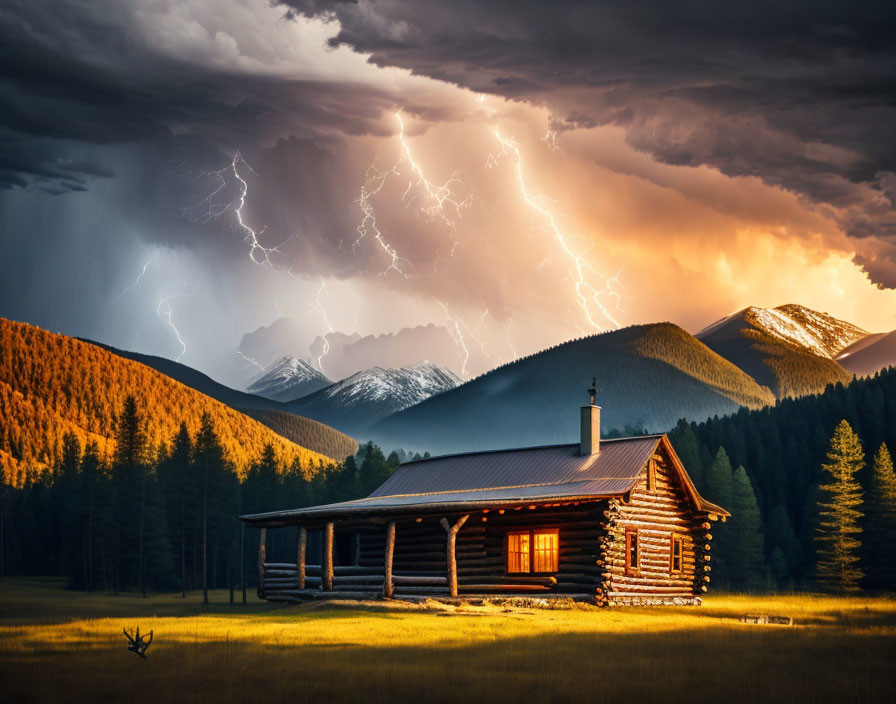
[[1, 578, 894, 704]]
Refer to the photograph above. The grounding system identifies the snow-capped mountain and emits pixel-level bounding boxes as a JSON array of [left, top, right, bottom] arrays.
[[696, 304, 867, 397], [698, 304, 867, 359], [285, 361, 461, 435], [247, 356, 332, 402]]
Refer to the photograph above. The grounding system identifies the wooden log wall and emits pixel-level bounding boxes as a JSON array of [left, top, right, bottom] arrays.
[[456, 502, 606, 597], [600, 450, 709, 606]]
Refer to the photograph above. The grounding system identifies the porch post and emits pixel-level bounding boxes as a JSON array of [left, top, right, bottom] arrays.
[[441, 515, 469, 597], [322, 521, 334, 591], [297, 526, 307, 590], [257, 527, 267, 599], [383, 521, 396, 598]]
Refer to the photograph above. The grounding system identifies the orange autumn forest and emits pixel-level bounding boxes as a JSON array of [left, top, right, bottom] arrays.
[[0, 318, 333, 484]]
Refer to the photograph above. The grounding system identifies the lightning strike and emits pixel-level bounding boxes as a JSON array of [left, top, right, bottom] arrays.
[[488, 129, 623, 330], [354, 161, 414, 277], [439, 302, 471, 378], [236, 350, 264, 372], [186, 152, 292, 266], [155, 278, 200, 363], [309, 279, 335, 373], [542, 129, 561, 152], [353, 112, 472, 275]]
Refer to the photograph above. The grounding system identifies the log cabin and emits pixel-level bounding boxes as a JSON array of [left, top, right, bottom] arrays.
[[239, 387, 729, 606]]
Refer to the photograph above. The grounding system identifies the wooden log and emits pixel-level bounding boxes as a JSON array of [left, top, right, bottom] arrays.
[[263, 562, 297, 569], [392, 585, 450, 595], [458, 584, 550, 593], [392, 575, 447, 586], [333, 582, 384, 591], [322, 521, 334, 591], [383, 521, 395, 598], [457, 575, 557, 586], [333, 565, 386, 574], [297, 526, 307, 590], [264, 569, 298, 577], [441, 514, 469, 597], [332, 575, 384, 584]]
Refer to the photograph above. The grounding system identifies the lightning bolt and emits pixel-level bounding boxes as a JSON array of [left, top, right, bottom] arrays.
[[542, 129, 561, 152], [354, 111, 472, 275], [439, 302, 471, 378], [488, 129, 623, 330], [186, 152, 292, 266], [354, 161, 414, 277], [395, 112, 472, 233], [155, 278, 200, 362], [309, 279, 335, 373], [237, 350, 265, 373], [108, 255, 155, 304]]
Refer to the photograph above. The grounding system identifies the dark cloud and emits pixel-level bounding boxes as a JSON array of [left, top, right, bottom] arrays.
[[0, 0, 413, 193], [287, 0, 896, 265]]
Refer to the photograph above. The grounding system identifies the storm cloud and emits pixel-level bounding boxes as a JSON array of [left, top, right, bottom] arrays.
[[2, 0, 896, 389], [287, 0, 896, 261]]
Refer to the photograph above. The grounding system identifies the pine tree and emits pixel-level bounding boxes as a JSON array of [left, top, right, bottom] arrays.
[[704, 447, 735, 587], [729, 466, 765, 590], [816, 419, 865, 594], [864, 443, 896, 590]]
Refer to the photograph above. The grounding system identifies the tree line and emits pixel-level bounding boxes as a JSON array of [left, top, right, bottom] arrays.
[[0, 395, 410, 597], [669, 366, 896, 593]]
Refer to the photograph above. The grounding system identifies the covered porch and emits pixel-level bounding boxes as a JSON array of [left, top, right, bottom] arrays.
[[246, 500, 608, 602]]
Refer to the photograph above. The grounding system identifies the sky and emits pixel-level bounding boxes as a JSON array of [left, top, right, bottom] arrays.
[[1, 0, 896, 387]]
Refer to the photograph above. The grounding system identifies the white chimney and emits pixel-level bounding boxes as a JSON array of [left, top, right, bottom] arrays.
[[580, 378, 600, 456]]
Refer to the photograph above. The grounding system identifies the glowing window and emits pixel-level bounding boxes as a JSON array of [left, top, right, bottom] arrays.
[[507, 530, 558, 573], [671, 534, 684, 574], [507, 532, 530, 573], [625, 528, 640, 574]]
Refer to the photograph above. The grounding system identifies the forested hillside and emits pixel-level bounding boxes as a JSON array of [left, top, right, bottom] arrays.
[[0, 318, 331, 482], [373, 323, 775, 454], [239, 408, 358, 460], [669, 367, 896, 590], [697, 306, 854, 398]]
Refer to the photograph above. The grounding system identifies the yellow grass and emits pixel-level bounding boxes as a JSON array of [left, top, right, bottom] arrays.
[[1, 578, 895, 703]]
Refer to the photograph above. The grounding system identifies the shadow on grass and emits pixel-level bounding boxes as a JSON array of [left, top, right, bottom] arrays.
[[3, 622, 895, 704]]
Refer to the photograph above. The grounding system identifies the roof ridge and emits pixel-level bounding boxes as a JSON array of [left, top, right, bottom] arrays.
[[399, 434, 665, 466]]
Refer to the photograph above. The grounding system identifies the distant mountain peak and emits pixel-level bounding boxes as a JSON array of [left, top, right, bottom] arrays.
[[285, 361, 462, 435], [247, 355, 331, 402], [698, 304, 867, 359]]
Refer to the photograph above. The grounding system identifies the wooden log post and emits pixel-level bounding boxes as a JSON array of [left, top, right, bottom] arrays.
[[257, 527, 267, 599], [383, 521, 396, 598], [322, 522, 334, 592], [440, 514, 469, 597], [297, 526, 307, 590], [352, 532, 361, 566]]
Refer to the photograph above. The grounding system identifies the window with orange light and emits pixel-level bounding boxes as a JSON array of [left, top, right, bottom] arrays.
[[506, 530, 558, 573]]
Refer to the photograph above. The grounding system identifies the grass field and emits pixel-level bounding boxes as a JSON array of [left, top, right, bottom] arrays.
[[1, 578, 895, 703]]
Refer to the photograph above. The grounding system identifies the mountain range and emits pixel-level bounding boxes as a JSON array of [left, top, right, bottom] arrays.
[[14, 301, 895, 463], [81, 340, 461, 443], [284, 362, 461, 437], [370, 305, 896, 454]]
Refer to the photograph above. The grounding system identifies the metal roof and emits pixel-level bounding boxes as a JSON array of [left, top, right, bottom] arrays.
[[239, 435, 693, 525], [370, 436, 662, 497]]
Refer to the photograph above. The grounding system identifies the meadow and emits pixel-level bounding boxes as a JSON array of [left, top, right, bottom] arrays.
[[1, 578, 895, 704]]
